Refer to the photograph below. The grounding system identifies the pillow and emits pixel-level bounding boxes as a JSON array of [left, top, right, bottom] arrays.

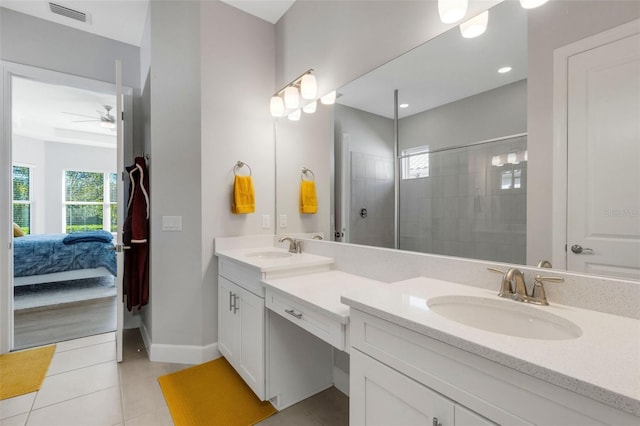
[[13, 223, 25, 237]]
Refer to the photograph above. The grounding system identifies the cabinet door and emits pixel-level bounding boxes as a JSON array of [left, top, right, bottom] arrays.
[[237, 284, 265, 400], [351, 349, 455, 426], [455, 405, 497, 426], [218, 276, 240, 361]]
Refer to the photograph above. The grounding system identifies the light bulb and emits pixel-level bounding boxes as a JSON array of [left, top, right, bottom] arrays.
[[438, 0, 468, 24], [460, 10, 488, 39], [284, 86, 299, 109], [288, 109, 301, 121], [498, 66, 512, 74], [507, 153, 517, 164], [101, 120, 115, 129], [519, 0, 549, 9], [524, 150, 528, 162], [491, 155, 503, 167], [300, 73, 317, 100], [270, 95, 284, 117], [303, 101, 317, 114], [320, 90, 336, 105]]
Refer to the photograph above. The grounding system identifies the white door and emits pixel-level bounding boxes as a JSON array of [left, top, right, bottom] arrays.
[[115, 60, 124, 362], [567, 31, 640, 279]]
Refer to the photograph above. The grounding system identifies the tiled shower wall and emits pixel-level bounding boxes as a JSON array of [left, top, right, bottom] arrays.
[[350, 151, 395, 249], [399, 135, 527, 264]]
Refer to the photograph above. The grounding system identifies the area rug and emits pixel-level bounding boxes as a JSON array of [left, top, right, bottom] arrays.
[[0, 345, 56, 400], [158, 357, 276, 426]]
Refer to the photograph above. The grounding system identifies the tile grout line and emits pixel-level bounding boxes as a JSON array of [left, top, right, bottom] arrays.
[[29, 384, 121, 414]]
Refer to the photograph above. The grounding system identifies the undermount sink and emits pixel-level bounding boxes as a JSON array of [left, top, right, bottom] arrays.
[[427, 295, 582, 340], [245, 251, 293, 259]]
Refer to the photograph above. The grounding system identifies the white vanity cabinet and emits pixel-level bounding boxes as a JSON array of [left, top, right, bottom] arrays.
[[348, 309, 636, 426], [218, 275, 265, 399]]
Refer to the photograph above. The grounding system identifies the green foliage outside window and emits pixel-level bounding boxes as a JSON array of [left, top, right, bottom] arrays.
[[13, 166, 30, 234]]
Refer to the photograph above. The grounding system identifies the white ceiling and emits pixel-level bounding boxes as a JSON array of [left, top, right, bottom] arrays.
[[337, 1, 528, 119], [220, 0, 295, 24], [12, 77, 117, 148]]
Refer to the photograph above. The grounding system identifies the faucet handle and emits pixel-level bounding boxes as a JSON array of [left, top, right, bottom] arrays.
[[487, 267, 513, 298], [530, 275, 564, 306]]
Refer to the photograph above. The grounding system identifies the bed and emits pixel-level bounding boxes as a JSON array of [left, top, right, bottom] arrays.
[[13, 231, 117, 286]]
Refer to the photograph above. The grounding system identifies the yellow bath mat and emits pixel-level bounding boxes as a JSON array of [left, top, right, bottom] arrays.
[[158, 357, 276, 426], [0, 345, 56, 400]]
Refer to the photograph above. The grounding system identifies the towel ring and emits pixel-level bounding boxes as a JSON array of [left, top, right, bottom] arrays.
[[301, 167, 315, 181], [234, 161, 252, 176]]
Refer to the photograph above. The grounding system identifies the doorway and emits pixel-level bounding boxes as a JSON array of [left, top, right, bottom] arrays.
[[1, 62, 131, 354], [11, 76, 117, 349]]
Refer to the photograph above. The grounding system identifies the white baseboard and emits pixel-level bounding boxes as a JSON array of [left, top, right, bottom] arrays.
[[333, 365, 350, 396], [139, 323, 220, 364]]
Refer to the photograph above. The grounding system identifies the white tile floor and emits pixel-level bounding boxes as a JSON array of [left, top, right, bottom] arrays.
[[0, 331, 181, 426], [1, 330, 348, 426]]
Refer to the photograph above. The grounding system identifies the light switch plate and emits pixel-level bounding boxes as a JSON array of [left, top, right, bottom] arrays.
[[279, 214, 287, 228], [262, 214, 270, 229], [162, 215, 182, 231]]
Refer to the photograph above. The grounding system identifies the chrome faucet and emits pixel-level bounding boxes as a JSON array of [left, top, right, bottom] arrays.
[[488, 267, 564, 306], [279, 237, 302, 254]]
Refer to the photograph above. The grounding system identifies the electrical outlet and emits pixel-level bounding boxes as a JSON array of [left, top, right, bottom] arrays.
[[279, 214, 287, 228], [162, 216, 182, 231], [262, 214, 270, 229]]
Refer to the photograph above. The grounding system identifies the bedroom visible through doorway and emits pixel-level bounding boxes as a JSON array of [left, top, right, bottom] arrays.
[[11, 76, 118, 350]]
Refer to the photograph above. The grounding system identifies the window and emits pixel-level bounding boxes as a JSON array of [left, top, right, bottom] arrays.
[[13, 165, 32, 234], [401, 145, 430, 180], [64, 170, 117, 233], [501, 169, 521, 190]]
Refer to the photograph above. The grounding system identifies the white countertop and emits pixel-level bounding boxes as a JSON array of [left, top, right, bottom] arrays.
[[215, 247, 334, 273], [341, 276, 640, 417], [261, 270, 389, 324]]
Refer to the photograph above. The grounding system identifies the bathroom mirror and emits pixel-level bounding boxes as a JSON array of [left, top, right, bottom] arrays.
[[275, 0, 640, 279]]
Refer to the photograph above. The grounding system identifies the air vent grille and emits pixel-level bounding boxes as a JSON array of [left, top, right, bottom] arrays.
[[49, 2, 87, 22]]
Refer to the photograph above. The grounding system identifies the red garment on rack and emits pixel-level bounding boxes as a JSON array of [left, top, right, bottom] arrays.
[[123, 156, 150, 311]]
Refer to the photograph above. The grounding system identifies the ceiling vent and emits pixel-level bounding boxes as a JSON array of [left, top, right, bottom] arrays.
[[49, 2, 89, 23]]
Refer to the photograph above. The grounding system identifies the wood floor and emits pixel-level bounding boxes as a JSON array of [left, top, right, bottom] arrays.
[[13, 296, 116, 350]]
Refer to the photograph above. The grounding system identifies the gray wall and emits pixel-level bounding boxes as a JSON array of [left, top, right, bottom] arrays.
[[526, 0, 640, 265], [399, 80, 527, 151], [0, 8, 140, 92]]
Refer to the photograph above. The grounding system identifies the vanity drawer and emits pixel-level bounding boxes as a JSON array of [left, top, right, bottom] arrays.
[[265, 289, 345, 350], [218, 258, 264, 297]]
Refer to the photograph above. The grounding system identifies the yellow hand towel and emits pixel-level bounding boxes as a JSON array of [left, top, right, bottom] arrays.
[[300, 180, 318, 214], [232, 175, 255, 214]]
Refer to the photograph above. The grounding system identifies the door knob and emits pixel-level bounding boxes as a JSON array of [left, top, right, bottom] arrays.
[[571, 244, 594, 254]]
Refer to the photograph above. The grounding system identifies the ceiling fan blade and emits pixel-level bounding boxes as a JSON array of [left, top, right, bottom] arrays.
[[63, 112, 99, 119]]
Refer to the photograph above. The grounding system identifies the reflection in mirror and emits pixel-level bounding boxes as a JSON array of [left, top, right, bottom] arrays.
[[335, 1, 528, 264], [276, 0, 640, 280]]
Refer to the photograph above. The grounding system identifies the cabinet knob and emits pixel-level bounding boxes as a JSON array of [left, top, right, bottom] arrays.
[[285, 308, 302, 319]]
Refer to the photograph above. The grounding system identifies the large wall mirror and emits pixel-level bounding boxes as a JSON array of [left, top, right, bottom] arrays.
[[275, 0, 640, 281]]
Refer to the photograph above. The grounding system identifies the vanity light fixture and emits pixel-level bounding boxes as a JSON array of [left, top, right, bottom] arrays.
[[438, 0, 468, 24], [270, 96, 285, 117], [320, 90, 337, 105], [519, 0, 549, 9], [300, 73, 317, 100], [460, 10, 488, 38], [284, 86, 300, 109], [303, 100, 317, 114], [288, 109, 301, 121], [498, 66, 512, 74], [270, 69, 317, 117]]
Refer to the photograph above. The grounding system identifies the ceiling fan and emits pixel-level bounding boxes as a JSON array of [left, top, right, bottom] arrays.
[[63, 105, 116, 129]]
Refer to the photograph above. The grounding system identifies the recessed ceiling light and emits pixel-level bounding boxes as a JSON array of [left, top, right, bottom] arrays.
[[399, 103, 409, 108], [498, 66, 512, 74]]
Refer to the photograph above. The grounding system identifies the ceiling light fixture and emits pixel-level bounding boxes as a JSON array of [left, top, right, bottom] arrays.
[[399, 103, 409, 108], [498, 66, 512, 74], [438, 0, 468, 24], [519, 0, 549, 9], [270, 69, 318, 118], [460, 10, 488, 38]]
